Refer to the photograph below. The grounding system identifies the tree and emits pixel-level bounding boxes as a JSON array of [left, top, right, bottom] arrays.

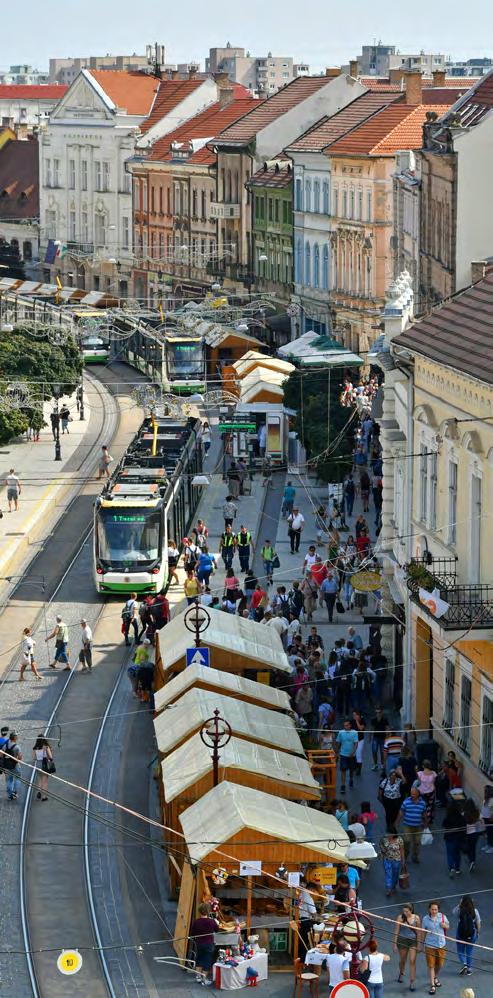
[[0, 409, 29, 446], [0, 327, 82, 399], [283, 368, 354, 483]]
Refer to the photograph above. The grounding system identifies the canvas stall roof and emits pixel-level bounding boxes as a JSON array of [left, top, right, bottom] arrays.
[[278, 331, 362, 366], [240, 377, 285, 404], [158, 605, 291, 673], [162, 733, 319, 803], [154, 688, 303, 757], [202, 325, 263, 349], [154, 662, 291, 713], [180, 781, 353, 865], [233, 351, 294, 378]]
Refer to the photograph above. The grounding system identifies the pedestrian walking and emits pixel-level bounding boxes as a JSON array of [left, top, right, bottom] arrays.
[[336, 718, 358, 793], [320, 572, 339, 622], [352, 709, 366, 775], [287, 507, 305, 554], [196, 547, 216, 586], [394, 903, 421, 990], [220, 525, 236, 570], [282, 480, 296, 518], [380, 829, 405, 896], [6, 468, 21, 512], [2, 730, 22, 800], [32, 735, 54, 801], [167, 540, 180, 586], [422, 901, 449, 994], [60, 403, 72, 433], [201, 421, 211, 455], [463, 798, 482, 871], [398, 787, 427, 865], [479, 784, 493, 852], [227, 461, 240, 499], [360, 469, 371, 511], [301, 571, 318, 621], [416, 759, 438, 824], [222, 495, 237, 529], [344, 474, 356, 517], [454, 895, 480, 976], [371, 706, 388, 769], [50, 410, 59, 440], [236, 526, 252, 573], [121, 593, 139, 646], [261, 455, 272, 487], [261, 539, 276, 585], [237, 457, 248, 495], [184, 571, 201, 605], [326, 942, 350, 993], [78, 618, 93, 671], [97, 445, 113, 479], [19, 626, 42, 681], [443, 799, 466, 876], [378, 769, 404, 832], [383, 729, 405, 775], [45, 615, 71, 670], [365, 938, 390, 998]]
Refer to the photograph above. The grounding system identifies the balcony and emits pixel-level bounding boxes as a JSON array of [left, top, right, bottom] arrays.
[[66, 241, 94, 257], [407, 556, 493, 629], [210, 202, 240, 220]]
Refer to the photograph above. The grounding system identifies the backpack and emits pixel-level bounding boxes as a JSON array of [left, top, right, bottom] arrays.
[[458, 910, 475, 941], [2, 743, 18, 771], [121, 599, 135, 621]]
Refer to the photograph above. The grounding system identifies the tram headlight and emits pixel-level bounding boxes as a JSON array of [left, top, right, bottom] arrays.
[[152, 565, 161, 575]]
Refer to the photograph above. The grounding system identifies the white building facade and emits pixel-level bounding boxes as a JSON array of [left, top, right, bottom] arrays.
[[290, 150, 332, 336]]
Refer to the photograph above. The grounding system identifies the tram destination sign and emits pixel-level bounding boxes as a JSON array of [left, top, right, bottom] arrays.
[[218, 422, 256, 432]]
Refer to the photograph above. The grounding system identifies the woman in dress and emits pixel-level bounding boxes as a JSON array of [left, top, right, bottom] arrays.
[[20, 627, 42, 681], [394, 903, 421, 990], [32, 735, 54, 801], [167, 540, 180, 586]]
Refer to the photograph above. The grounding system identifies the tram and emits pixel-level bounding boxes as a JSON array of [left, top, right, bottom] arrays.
[[93, 415, 203, 594], [122, 324, 206, 394]]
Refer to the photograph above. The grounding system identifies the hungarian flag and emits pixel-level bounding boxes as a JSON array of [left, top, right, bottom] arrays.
[[45, 240, 67, 264], [419, 587, 450, 619]]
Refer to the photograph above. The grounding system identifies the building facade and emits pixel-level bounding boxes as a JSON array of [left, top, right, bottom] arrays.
[[379, 266, 493, 798], [247, 160, 293, 305], [205, 44, 305, 95], [0, 137, 40, 278], [354, 45, 445, 78], [0, 65, 48, 85], [393, 149, 421, 302], [0, 84, 67, 133], [48, 53, 156, 86]]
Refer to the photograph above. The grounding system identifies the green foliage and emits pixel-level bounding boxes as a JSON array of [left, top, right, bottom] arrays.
[[283, 368, 353, 483], [0, 409, 29, 445], [0, 327, 82, 398]]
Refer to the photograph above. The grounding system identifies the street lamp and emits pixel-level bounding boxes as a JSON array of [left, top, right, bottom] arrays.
[[52, 383, 62, 461]]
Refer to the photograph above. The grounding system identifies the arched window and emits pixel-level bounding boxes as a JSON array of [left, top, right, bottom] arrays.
[[322, 180, 329, 214], [313, 244, 320, 288], [305, 178, 311, 213], [201, 190, 206, 218], [295, 237, 302, 283], [322, 244, 329, 290], [349, 188, 355, 219], [313, 179, 320, 214], [174, 183, 181, 216], [295, 177, 303, 210], [192, 188, 198, 217], [304, 241, 311, 286]]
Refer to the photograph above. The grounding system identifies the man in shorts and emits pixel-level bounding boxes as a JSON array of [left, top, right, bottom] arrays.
[[336, 718, 358, 793], [6, 468, 21, 512]]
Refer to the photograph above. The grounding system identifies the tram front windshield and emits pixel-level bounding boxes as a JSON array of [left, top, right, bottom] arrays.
[[167, 340, 203, 378], [96, 508, 161, 567]]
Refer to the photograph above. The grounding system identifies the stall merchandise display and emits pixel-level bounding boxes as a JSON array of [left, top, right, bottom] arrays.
[[213, 952, 269, 990]]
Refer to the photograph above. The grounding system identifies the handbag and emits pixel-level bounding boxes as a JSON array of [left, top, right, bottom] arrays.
[[421, 828, 433, 846], [336, 600, 345, 614], [272, 553, 280, 569], [399, 866, 410, 890], [42, 757, 56, 774]]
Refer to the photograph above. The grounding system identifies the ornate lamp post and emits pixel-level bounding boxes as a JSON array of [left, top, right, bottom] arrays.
[[333, 908, 374, 980]]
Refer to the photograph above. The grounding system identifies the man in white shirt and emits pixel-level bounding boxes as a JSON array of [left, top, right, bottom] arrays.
[[287, 508, 305, 554], [327, 950, 351, 988], [78, 618, 93, 672], [303, 545, 317, 575], [6, 468, 21, 512], [262, 611, 288, 645]]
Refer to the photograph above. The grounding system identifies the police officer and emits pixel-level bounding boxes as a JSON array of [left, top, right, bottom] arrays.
[[219, 524, 236, 571], [237, 525, 252, 573]]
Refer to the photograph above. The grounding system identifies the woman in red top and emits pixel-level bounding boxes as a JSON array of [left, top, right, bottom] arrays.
[[250, 584, 266, 611], [356, 533, 370, 556], [311, 556, 328, 588]]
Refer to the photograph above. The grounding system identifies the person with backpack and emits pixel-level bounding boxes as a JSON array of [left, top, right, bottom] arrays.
[[32, 735, 54, 801], [121, 592, 139, 646], [288, 581, 304, 620], [196, 547, 216, 587], [182, 537, 200, 573], [3, 730, 22, 800], [453, 895, 480, 975], [0, 725, 9, 777], [344, 474, 356, 517]]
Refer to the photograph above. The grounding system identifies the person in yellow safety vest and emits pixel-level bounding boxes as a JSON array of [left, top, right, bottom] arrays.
[[237, 525, 253, 573], [220, 525, 236, 570]]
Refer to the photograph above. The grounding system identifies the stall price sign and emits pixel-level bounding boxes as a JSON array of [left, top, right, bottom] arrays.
[[239, 861, 262, 876], [57, 950, 83, 976]]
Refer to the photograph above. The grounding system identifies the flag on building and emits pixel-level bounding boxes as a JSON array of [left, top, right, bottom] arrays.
[[45, 240, 67, 264], [418, 587, 450, 619]]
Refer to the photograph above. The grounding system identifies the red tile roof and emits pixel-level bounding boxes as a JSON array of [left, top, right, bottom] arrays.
[[89, 70, 159, 115], [440, 68, 493, 127], [248, 161, 293, 188], [328, 102, 453, 156], [145, 98, 261, 165], [286, 90, 402, 152], [0, 138, 38, 219], [213, 76, 331, 145], [393, 268, 493, 384], [359, 75, 476, 89], [139, 78, 211, 134], [0, 84, 68, 100]]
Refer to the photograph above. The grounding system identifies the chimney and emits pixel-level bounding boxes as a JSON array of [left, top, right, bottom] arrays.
[[471, 260, 489, 283], [404, 70, 423, 105], [171, 69, 179, 79], [389, 68, 404, 86], [349, 60, 359, 78], [219, 85, 234, 109], [325, 67, 341, 78], [214, 71, 231, 88], [188, 67, 197, 80], [432, 69, 446, 88]]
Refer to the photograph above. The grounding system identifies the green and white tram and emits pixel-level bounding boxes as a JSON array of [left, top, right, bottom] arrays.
[[94, 416, 203, 594]]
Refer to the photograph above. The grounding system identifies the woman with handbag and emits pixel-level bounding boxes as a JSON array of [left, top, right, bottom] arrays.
[[32, 735, 55, 801], [394, 903, 421, 991], [379, 830, 405, 897], [379, 770, 404, 831]]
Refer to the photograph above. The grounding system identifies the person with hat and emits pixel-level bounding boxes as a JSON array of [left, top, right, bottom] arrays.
[[78, 618, 93, 672]]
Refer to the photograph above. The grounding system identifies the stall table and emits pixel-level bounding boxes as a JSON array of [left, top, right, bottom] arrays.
[[213, 953, 268, 989]]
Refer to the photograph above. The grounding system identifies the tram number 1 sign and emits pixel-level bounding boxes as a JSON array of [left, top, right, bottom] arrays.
[[57, 950, 83, 976]]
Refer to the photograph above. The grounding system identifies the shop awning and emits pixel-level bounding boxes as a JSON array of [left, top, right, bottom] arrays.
[[157, 606, 291, 674], [162, 733, 320, 803], [278, 331, 362, 367], [154, 662, 291, 714], [154, 688, 304, 757], [180, 781, 354, 865]]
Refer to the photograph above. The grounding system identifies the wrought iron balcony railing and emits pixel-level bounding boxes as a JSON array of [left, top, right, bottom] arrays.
[[407, 556, 493, 629]]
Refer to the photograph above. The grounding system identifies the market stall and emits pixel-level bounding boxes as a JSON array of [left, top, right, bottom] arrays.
[[154, 662, 292, 715], [176, 781, 359, 973], [154, 606, 291, 690]]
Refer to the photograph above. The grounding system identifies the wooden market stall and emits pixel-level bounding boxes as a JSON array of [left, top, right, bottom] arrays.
[[154, 606, 291, 691], [154, 662, 292, 715], [175, 780, 357, 969], [162, 733, 321, 895]]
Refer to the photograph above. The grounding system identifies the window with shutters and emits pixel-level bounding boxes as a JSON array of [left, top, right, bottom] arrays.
[[69, 159, 76, 189], [480, 694, 493, 774], [448, 460, 458, 545], [94, 161, 102, 192], [443, 659, 455, 732], [53, 158, 61, 187], [458, 675, 472, 754]]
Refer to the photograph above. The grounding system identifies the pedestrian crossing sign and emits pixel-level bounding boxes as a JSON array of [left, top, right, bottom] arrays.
[[186, 647, 210, 668]]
